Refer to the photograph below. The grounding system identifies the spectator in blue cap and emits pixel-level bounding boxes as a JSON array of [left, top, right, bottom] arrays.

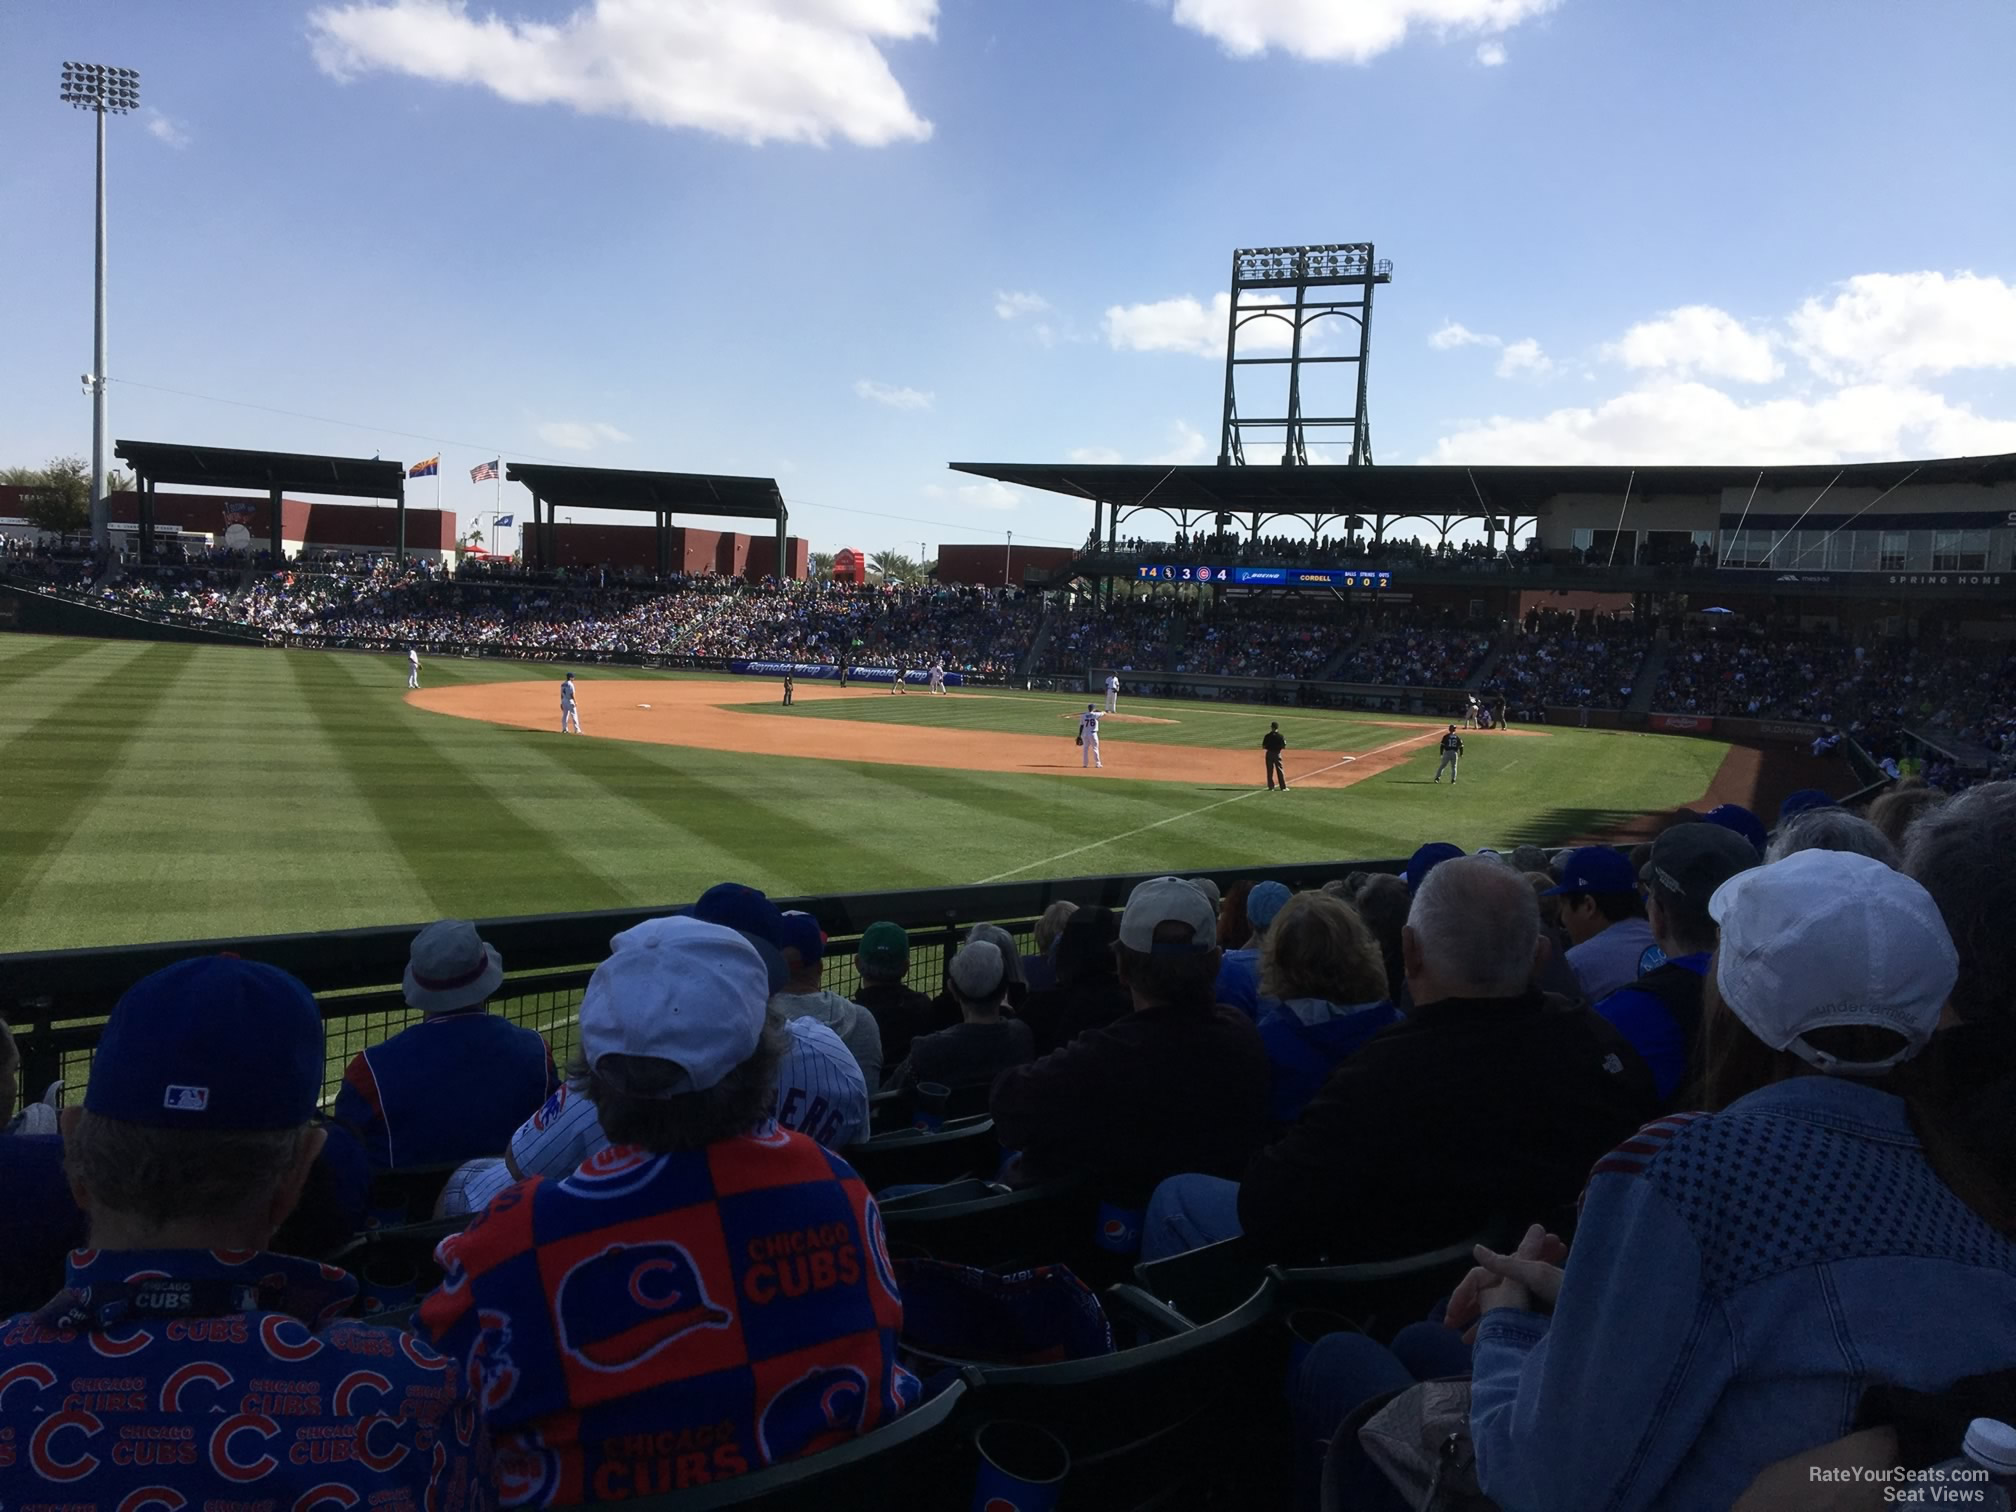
[[776, 909, 883, 1088], [1777, 787, 1839, 825], [0, 957, 488, 1509], [1406, 841, 1466, 893], [1216, 879, 1291, 1018], [1702, 802, 1768, 855], [1546, 846, 1657, 1003]]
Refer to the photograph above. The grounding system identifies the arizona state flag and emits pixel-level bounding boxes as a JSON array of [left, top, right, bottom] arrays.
[[408, 456, 439, 479]]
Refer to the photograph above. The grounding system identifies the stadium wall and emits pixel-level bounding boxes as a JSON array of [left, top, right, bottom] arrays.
[[101, 492, 458, 557], [0, 579, 265, 646], [544, 521, 806, 580], [937, 543, 1076, 587]]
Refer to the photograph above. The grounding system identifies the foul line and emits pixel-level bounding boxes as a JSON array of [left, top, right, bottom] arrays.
[[974, 729, 1441, 885]]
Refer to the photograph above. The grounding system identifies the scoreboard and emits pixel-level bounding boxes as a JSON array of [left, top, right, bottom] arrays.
[[1134, 564, 1392, 590]]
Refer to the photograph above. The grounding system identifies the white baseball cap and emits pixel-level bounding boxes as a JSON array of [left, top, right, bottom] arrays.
[[1709, 848, 1957, 1075], [1118, 876, 1220, 953], [579, 915, 772, 1093]]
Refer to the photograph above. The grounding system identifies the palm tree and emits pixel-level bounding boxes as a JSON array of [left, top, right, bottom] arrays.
[[810, 551, 835, 578], [869, 549, 923, 586]]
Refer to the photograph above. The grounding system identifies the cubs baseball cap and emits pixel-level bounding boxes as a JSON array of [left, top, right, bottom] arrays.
[[1245, 881, 1292, 932], [1544, 846, 1640, 897], [779, 910, 827, 966], [1118, 876, 1219, 953], [857, 921, 909, 975], [580, 915, 772, 1093], [948, 940, 1008, 1000], [1405, 842, 1465, 893], [1647, 823, 1759, 912], [85, 956, 324, 1131], [669, 882, 789, 991], [1702, 803, 1768, 854], [1710, 848, 1955, 1075], [1778, 788, 1839, 823]]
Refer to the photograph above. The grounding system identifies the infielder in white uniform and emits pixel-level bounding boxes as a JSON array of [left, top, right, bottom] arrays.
[[929, 660, 947, 695], [560, 672, 582, 733], [1104, 672, 1119, 713], [407, 646, 420, 688], [1079, 704, 1105, 768]]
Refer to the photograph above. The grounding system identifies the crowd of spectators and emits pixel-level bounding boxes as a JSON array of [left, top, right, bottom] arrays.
[[1034, 596, 1186, 673], [1173, 608, 1352, 678], [1489, 609, 1652, 717], [1330, 616, 1496, 688], [1089, 529, 1539, 574], [8, 786, 2016, 1507], [1655, 627, 1866, 721]]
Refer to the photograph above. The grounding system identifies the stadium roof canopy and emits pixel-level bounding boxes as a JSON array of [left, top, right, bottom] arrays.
[[116, 439, 408, 560], [950, 453, 2016, 532], [504, 463, 788, 571]]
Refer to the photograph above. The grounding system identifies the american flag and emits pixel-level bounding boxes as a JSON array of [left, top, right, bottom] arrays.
[[470, 459, 500, 482]]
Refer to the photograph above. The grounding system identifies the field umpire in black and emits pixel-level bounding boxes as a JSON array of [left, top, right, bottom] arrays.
[[1263, 722, 1289, 790]]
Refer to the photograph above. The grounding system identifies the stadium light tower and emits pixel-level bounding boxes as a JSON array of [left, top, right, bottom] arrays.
[[60, 62, 140, 550]]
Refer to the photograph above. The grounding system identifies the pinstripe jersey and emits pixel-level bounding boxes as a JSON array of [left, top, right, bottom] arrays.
[[507, 1020, 871, 1187]]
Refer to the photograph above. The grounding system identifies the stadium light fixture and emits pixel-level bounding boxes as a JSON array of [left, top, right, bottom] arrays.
[[60, 61, 141, 553]]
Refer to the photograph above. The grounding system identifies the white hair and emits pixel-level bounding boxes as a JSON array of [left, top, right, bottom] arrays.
[[1766, 810, 1900, 869], [1407, 856, 1541, 997]]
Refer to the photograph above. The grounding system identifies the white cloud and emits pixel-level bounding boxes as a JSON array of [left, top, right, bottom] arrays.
[[1166, 0, 1556, 63], [855, 378, 934, 410], [1147, 421, 1214, 466], [1429, 320, 1495, 350], [1607, 305, 1781, 383], [924, 480, 1021, 511], [1788, 271, 2016, 382], [144, 110, 192, 148], [994, 290, 1050, 320], [1104, 290, 1291, 357], [1068, 446, 1125, 465], [535, 420, 630, 450], [307, 0, 935, 148], [1495, 338, 1553, 378], [1422, 379, 2016, 466], [1476, 39, 1506, 64]]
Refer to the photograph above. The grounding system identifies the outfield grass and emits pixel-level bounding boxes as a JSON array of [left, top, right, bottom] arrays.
[[0, 634, 1732, 952]]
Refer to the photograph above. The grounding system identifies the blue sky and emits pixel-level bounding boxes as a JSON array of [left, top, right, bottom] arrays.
[[6, 0, 2016, 557]]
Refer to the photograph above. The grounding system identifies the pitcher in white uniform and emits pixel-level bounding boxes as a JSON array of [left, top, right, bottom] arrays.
[[1079, 704, 1105, 769], [1104, 672, 1119, 713], [560, 672, 582, 733], [407, 646, 420, 688]]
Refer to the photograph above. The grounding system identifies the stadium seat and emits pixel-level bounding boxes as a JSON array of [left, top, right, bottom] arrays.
[[329, 1213, 471, 1314], [840, 1116, 1002, 1191], [966, 1276, 1288, 1511], [365, 1161, 463, 1226], [1131, 1236, 1266, 1326], [617, 1376, 978, 1512], [880, 1175, 1098, 1269], [1269, 1222, 1509, 1343]]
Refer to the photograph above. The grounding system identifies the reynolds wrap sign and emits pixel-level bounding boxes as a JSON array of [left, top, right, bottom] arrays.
[[1651, 714, 1715, 734]]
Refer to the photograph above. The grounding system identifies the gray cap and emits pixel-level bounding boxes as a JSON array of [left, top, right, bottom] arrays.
[[1650, 822, 1762, 912], [1187, 877, 1222, 912], [948, 940, 1008, 1000]]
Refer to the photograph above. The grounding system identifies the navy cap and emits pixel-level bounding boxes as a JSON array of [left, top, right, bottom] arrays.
[[85, 957, 323, 1131], [1702, 803, 1768, 854], [779, 910, 827, 966], [1544, 846, 1640, 897], [1405, 842, 1465, 893], [686, 882, 786, 945], [1778, 789, 1839, 823]]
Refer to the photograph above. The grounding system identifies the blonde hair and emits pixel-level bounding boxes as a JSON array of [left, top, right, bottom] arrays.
[[1259, 892, 1388, 1005]]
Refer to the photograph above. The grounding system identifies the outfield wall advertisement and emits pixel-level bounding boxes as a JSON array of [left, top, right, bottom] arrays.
[[731, 660, 968, 687]]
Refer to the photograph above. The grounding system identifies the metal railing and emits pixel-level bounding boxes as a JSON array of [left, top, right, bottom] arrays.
[[2, 859, 1402, 1113]]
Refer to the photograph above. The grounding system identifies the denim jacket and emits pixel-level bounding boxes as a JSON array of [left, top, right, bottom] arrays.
[[1470, 1077, 2016, 1512]]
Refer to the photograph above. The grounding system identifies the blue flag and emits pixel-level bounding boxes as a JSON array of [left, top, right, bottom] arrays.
[[495, 514, 514, 528]]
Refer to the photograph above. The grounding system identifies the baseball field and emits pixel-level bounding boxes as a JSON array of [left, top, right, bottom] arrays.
[[0, 632, 1744, 953]]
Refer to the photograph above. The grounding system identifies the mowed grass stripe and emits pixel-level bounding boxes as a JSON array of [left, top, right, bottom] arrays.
[[0, 633, 123, 684], [306, 650, 633, 920], [0, 642, 201, 931]]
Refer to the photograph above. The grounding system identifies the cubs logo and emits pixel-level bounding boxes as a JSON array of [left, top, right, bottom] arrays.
[[90, 1324, 155, 1359], [745, 1122, 791, 1148], [210, 1413, 280, 1482], [0, 1361, 57, 1406], [556, 1242, 729, 1372], [863, 1201, 900, 1306], [530, 1086, 568, 1132], [158, 1360, 233, 1412], [400, 1332, 450, 1371], [291, 1484, 360, 1512], [117, 1489, 189, 1512], [332, 1369, 393, 1416], [356, 1413, 410, 1473], [757, 1365, 868, 1463], [496, 1441, 563, 1507], [561, 1144, 665, 1200], [983, 1500, 1020, 1512], [261, 1314, 324, 1362], [31, 1409, 103, 1482], [468, 1308, 522, 1409]]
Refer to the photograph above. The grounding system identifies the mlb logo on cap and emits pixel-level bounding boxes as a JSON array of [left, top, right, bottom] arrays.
[[162, 1085, 210, 1112]]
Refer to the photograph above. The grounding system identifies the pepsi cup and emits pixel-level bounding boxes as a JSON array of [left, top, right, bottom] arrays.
[[914, 1081, 951, 1132], [972, 1419, 1069, 1512], [361, 1255, 418, 1316], [1093, 1201, 1144, 1256]]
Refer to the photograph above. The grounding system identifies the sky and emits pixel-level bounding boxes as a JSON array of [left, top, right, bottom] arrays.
[[6, 0, 2016, 559]]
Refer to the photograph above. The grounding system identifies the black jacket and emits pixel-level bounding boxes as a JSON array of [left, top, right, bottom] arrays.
[[1237, 990, 1656, 1262], [1017, 972, 1133, 1059], [853, 981, 936, 1068], [991, 1001, 1270, 1198]]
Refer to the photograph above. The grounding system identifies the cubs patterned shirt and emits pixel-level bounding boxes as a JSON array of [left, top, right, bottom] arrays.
[[418, 1129, 919, 1505], [0, 1247, 488, 1509]]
